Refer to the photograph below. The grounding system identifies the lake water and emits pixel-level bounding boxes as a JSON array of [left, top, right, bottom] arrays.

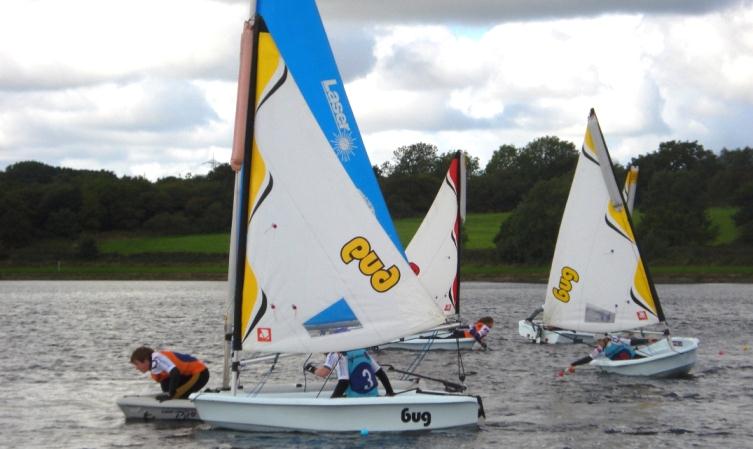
[[0, 281, 751, 449]]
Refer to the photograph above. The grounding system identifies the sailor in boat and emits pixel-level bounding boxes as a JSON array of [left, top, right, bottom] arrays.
[[130, 346, 209, 401], [565, 335, 658, 373], [306, 349, 396, 398], [447, 316, 494, 350]]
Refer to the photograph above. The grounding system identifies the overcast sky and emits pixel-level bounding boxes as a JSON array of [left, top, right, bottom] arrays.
[[1, 0, 752, 180]]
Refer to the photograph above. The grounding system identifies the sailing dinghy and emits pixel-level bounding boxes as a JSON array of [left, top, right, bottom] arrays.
[[190, 0, 484, 432], [117, 376, 417, 421], [528, 109, 698, 377], [518, 165, 639, 344], [378, 151, 477, 351]]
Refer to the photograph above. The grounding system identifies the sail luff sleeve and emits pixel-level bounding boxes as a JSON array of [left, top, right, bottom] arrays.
[[232, 17, 261, 352]]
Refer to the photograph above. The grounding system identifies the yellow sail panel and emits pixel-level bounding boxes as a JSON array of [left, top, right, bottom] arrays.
[[624, 167, 638, 189], [607, 201, 635, 242], [256, 32, 282, 105], [241, 254, 261, 339], [633, 259, 658, 315], [583, 129, 598, 159]]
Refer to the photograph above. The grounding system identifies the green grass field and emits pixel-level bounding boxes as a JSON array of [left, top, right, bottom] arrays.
[[98, 209, 737, 255], [99, 233, 230, 255], [99, 212, 511, 255], [394, 212, 510, 250], [708, 207, 738, 245]]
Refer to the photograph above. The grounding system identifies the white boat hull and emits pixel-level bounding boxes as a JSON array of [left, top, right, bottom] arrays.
[[191, 390, 482, 433], [590, 337, 699, 378], [117, 395, 200, 421], [378, 335, 477, 351], [117, 380, 419, 421], [518, 320, 596, 344]]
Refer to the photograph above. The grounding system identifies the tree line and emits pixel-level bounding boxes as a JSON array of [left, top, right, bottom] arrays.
[[1, 138, 752, 264]]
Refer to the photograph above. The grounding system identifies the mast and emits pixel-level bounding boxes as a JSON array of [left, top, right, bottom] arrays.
[[230, 12, 262, 393], [222, 173, 242, 389], [453, 150, 465, 319], [588, 109, 667, 326]]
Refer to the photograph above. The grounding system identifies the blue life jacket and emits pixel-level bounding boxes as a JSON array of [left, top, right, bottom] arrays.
[[604, 341, 636, 360], [345, 349, 378, 397]]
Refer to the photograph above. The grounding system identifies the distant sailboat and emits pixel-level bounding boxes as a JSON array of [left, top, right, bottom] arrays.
[[521, 109, 697, 378], [190, 0, 484, 432], [518, 165, 639, 344], [379, 151, 478, 351]]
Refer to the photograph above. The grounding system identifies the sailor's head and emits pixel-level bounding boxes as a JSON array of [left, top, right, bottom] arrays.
[[478, 316, 494, 328], [597, 336, 611, 347]]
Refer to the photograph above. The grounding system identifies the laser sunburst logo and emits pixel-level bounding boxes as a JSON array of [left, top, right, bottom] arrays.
[[322, 79, 357, 161]]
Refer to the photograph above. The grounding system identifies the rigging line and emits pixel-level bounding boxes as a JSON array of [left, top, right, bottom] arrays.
[[382, 365, 466, 393], [455, 337, 466, 382], [404, 330, 439, 377], [248, 353, 280, 396]]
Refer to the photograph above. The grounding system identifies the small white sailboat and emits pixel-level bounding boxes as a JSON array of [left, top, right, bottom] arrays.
[[191, 0, 484, 432], [524, 109, 698, 377], [378, 151, 477, 351], [117, 377, 418, 421], [518, 165, 639, 344]]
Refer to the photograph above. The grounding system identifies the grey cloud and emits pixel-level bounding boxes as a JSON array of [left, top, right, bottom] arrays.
[[97, 80, 219, 132], [0, 80, 223, 170], [326, 23, 378, 81], [317, 0, 745, 24], [215, 0, 745, 23]]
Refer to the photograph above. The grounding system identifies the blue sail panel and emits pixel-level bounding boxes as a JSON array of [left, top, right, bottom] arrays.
[[303, 298, 363, 337], [256, 0, 403, 253]]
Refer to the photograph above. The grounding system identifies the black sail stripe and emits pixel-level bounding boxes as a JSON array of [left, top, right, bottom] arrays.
[[257, 66, 288, 112], [604, 214, 633, 243], [243, 290, 269, 342], [582, 145, 599, 165], [444, 175, 457, 195], [630, 289, 657, 318], [249, 174, 274, 222]]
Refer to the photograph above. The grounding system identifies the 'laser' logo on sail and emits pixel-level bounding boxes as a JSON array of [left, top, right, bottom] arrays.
[[552, 266, 579, 303], [341, 236, 400, 293], [322, 79, 357, 161], [322, 79, 351, 132]]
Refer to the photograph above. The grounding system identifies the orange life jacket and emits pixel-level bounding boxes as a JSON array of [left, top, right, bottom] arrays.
[[462, 321, 488, 339], [150, 351, 206, 382]]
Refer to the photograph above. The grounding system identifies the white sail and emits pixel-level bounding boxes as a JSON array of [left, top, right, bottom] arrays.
[[232, 8, 445, 355], [543, 110, 663, 333], [405, 152, 466, 317]]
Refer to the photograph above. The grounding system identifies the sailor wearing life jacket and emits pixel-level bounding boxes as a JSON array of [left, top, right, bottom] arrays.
[[452, 316, 494, 349], [130, 346, 210, 401], [567, 335, 658, 372], [308, 349, 396, 398]]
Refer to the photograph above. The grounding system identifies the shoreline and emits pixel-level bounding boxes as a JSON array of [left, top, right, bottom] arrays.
[[2, 270, 753, 284]]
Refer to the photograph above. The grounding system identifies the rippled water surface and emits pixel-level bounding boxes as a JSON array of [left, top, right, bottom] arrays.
[[1, 281, 752, 448]]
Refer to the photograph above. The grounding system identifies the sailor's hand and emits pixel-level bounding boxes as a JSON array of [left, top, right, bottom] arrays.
[[567, 366, 575, 374], [155, 393, 171, 402]]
